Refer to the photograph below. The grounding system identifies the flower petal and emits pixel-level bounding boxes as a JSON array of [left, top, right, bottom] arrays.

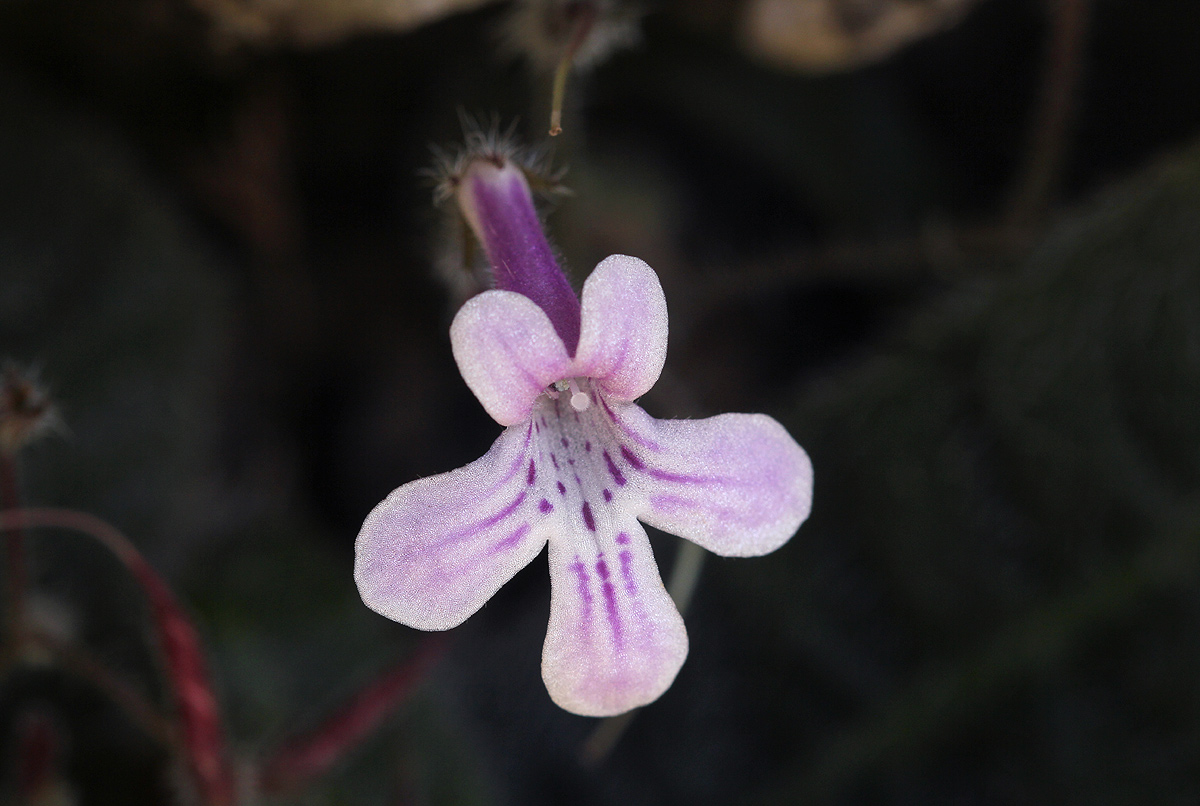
[[451, 290, 573, 426], [618, 406, 813, 556], [575, 255, 668, 402], [541, 521, 688, 717], [355, 423, 548, 630]]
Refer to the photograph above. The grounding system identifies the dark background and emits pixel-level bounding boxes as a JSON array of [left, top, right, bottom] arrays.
[[2, 0, 1200, 802]]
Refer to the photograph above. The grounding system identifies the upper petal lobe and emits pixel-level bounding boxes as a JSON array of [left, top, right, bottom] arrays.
[[451, 290, 573, 426], [575, 255, 668, 402]]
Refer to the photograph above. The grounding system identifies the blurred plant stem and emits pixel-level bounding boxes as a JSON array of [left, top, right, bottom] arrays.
[[1005, 0, 1093, 229], [754, 504, 1200, 804], [0, 507, 233, 805], [694, 223, 1023, 301], [1, 452, 29, 645], [580, 540, 708, 766], [26, 628, 173, 744], [259, 637, 446, 795]]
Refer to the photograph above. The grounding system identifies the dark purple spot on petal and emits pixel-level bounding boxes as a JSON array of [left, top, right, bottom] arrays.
[[603, 489, 613, 503], [527, 460, 536, 486], [568, 458, 575, 465], [561, 437, 569, 448], [603, 450, 627, 486], [539, 499, 553, 513], [581, 502, 596, 531], [616, 532, 630, 544], [585, 441, 592, 453], [557, 481, 567, 496], [596, 556, 610, 580], [620, 445, 645, 470]]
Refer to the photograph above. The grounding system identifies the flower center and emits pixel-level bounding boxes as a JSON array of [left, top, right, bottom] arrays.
[[551, 377, 592, 412]]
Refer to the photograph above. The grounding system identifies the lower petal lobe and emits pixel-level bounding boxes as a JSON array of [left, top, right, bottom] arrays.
[[622, 408, 814, 557], [355, 423, 548, 631], [542, 519, 687, 717]]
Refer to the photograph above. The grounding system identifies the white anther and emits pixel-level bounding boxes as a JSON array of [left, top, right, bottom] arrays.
[[568, 378, 591, 412]]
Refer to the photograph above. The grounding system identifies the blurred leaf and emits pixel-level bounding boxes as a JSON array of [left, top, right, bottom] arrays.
[[192, 0, 497, 47], [736, 136, 1200, 802], [740, 0, 981, 73]]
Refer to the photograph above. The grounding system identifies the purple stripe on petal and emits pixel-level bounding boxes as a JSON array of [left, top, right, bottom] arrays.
[[477, 427, 531, 499], [585, 441, 592, 453], [599, 397, 661, 451], [619, 445, 645, 470], [539, 499, 553, 513], [527, 460, 536, 485], [438, 489, 527, 546], [551, 454, 559, 469], [603, 489, 613, 503], [561, 437, 569, 448], [596, 557, 624, 647], [570, 558, 593, 621], [490, 523, 531, 554], [650, 493, 743, 524], [582, 502, 596, 532], [618, 550, 637, 595], [644, 466, 724, 485], [557, 481, 567, 496], [603, 451, 627, 486]]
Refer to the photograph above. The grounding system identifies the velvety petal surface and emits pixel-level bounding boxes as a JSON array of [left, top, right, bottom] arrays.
[[542, 519, 687, 717], [575, 255, 668, 402], [451, 290, 574, 425], [355, 423, 548, 630], [613, 405, 813, 557]]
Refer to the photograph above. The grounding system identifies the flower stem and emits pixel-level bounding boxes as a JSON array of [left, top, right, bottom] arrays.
[[1005, 0, 1093, 229], [259, 637, 446, 794], [0, 507, 234, 805], [548, 2, 598, 136], [30, 627, 173, 744]]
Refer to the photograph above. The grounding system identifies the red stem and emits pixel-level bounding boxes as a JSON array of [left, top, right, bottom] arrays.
[[0, 452, 28, 641], [0, 507, 235, 806], [260, 637, 447, 794]]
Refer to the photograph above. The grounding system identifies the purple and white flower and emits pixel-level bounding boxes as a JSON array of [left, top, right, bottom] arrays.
[[355, 156, 813, 717]]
